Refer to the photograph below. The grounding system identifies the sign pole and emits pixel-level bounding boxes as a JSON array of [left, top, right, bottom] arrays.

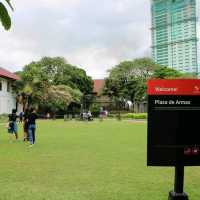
[[169, 165, 189, 200], [175, 165, 184, 193]]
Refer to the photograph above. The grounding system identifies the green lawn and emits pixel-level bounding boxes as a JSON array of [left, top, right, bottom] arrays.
[[0, 120, 199, 200]]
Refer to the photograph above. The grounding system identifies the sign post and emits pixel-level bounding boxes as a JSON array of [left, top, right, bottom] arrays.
[[147, 79, 200, 200], [169, 165, 188, 200]]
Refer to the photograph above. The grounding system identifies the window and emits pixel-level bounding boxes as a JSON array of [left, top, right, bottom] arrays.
[[7, 82, 11, 92]]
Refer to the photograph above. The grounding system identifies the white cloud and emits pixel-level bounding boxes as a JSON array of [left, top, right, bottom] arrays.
[[0, 0, 151, 78]]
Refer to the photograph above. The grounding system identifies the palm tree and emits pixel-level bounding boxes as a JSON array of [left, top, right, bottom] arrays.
[[0, 0, 14, 30], [14, 81, 34, 112]]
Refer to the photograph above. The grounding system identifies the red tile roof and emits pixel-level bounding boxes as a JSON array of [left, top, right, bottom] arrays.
[[0, 67, 20, 80], [93, 79, 105, 94]]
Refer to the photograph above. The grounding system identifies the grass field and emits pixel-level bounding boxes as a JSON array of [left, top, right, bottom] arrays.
[[0, 120, 199, 200]]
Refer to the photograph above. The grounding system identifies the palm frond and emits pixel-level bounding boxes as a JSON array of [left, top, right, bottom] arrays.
[[5, 0, 14, 11], [0, 2, 11, 30]]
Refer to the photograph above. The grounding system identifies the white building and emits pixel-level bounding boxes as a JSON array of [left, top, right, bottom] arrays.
[[0, 67, 20, 114]]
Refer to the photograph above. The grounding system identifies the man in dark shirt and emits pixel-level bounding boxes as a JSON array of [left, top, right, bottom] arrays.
[[28, 108, 38, 146], [23, 109, 30, 141], [8, 109, 18, 141]]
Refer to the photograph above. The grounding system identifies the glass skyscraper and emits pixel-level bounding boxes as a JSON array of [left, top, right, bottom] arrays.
[[151, 0, 200, 74]]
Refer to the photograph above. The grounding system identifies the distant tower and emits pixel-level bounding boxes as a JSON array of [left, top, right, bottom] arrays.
[[151, 0, 200, 75]]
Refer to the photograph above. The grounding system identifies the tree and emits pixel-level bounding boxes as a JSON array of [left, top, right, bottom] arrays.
[[104, 58, 160, 103], [0, 0, 14, 30], [153, 67, 197, 79], [153, 67, 183, 79], [104, 58, 196, 107], [21, 57, 93, 94], [16, 57, 92, 114], [42, 85, 73, 112]]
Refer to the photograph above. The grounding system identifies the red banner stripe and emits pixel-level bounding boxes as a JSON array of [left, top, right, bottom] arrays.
[[148, 79, 200, 95]]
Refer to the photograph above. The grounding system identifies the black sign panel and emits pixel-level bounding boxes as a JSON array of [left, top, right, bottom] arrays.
[[147, 79, 200, 166]]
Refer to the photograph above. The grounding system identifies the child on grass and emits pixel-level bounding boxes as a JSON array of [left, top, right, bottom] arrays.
[[8, 109, 18, 142]]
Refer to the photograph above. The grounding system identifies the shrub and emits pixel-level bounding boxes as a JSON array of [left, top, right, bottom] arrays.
[[90, 104, 101, 117], [121, 113, 147, 120]]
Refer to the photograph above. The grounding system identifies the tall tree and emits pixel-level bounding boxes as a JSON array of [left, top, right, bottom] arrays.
[[104, 58, 160, 103], [21, 57, 93, 94], [16, 57, 92, 113], [0, 0, 14, 30], [104, 58, 194, 104]]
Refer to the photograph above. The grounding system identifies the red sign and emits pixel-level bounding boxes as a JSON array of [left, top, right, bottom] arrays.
[[148, 79, 200, 96]]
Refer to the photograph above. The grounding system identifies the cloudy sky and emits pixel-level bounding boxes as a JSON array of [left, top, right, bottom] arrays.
[[0, 0, 151, 78]]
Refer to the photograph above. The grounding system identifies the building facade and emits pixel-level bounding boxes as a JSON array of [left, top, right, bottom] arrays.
[[151, 0, 200, 74], [93, 79, 110, 105], [0, 67, 20, 114]]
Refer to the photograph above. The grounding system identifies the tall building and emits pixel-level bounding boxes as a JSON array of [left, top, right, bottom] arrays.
[[151, 0, 200, 74]]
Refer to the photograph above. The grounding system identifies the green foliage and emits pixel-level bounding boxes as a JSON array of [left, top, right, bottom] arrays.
[[121, 113, 147, 119], [90, 103, 101, 117], [153, 67, 184, 79], [64, 86, 82, 103], [43, 85, 73, 111], [82, 94, 94, 110], [0, 2, 11, 30], [23, 84, 33, 95], [40, 85, 82, 112], [182, 72, 198, 79], [104, 58, 159, 102], [16, 57, 92, 113], [105, 58, 196, 104], [21, 57, 93, 94], [0, 0, 13, 30]]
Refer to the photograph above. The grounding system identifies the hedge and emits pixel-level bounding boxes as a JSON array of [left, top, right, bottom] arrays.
[[120, 113, 147, 120]]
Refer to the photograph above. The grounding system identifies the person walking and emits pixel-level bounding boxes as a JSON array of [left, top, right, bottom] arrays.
[[87, 110, 92, 121], [8, 109, 18, 141], [23, 109, 30, 142], [28, 108, 38, 147], [19, 112, 23, 123]]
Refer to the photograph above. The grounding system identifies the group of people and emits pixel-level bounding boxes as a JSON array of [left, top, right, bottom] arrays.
[[80, 110, 93, 121], [7, 108, 38, 147], [80, 108, 108, 121]]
